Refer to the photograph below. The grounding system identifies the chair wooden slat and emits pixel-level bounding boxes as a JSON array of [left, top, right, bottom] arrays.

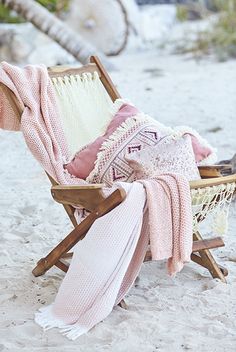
[[32, 188, 126, 277], [90, 55, 121, 102], [48, 63, 101, 78], [190, 174, 236, 190], [51, 184, 106, 211]]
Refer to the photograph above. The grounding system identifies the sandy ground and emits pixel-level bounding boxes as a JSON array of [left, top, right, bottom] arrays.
[[0, 51, 236, 351]]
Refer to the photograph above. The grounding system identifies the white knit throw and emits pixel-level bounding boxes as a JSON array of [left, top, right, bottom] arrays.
[[35, 174, 192, 340]]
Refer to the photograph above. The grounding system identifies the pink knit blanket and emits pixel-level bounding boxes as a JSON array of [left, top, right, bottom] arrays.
[[35, 176, 192, 339], [139, 174, 192, 275], [0, 62, 86, 185]]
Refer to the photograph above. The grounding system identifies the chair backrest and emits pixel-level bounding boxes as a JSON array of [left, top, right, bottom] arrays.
[[0, 56, 121, 157], [49, 59, 120, 156]]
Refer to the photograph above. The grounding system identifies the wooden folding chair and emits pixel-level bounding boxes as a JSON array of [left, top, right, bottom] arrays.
[[1, 56, 236, 288]]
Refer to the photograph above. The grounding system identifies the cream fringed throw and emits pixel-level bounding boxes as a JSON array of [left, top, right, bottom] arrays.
[[35, 176, 192, 340], [0, 62, 86, 185]]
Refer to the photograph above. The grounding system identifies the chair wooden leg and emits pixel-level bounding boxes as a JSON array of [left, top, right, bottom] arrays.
[[118, 299, 128, 310], [191, 253, 228, 277], [143, 233, 228, 282], [32, 189, 126, 277], [55, 259, 69, 273], [192, 232, 227, 282]]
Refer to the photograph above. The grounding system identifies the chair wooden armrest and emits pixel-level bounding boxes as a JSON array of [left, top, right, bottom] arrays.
[[198, 164, 232, 178], [51, 184, 106, 211], [190, 174, 236, 190]]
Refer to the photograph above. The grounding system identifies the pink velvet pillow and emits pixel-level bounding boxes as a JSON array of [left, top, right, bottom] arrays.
[[126, 134, 201, 181], [64, 103, 139, 179]]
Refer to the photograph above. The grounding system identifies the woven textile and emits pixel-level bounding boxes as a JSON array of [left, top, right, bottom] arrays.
[[35, 176, 192, 339], [0, 62, 86, 186], [86, 109, 217, 187], [86, 114, 171, 185], [51, 72, 114, 155], [139, 174, 192, 274]]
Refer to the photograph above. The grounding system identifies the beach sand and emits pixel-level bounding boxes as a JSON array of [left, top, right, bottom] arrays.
[[0, 52, 236, 351]]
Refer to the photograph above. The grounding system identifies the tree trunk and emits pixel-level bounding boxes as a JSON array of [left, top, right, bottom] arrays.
[[1, 0, 112, 67]]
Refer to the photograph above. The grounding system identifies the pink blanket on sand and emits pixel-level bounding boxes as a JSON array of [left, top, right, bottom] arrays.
[[0, 63, 193, 339]]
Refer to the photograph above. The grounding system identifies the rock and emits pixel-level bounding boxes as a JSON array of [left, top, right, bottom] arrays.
[[0, 23, 75, 65], [0, 24, 33, 63]]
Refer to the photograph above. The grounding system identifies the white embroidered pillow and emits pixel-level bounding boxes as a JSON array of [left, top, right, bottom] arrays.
[[126, 134, 201, 181]]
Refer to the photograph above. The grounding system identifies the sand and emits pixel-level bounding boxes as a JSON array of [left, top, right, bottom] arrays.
[[0, 51, 236, 351]]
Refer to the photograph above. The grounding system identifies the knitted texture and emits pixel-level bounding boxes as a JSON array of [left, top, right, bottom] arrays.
[[35, 177, 192, 339], [139, 174, 193, 274], [0, 62, 86, 185], [0, 63, 193, 339], [35, 182, 148, 339]]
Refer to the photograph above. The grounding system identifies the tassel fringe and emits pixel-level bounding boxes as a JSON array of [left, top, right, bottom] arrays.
[[86, 112, 153, 183], [35, 306, 88, 340]]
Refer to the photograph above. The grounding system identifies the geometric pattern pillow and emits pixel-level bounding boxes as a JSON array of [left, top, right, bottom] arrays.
[[86, 115, 169, 186]]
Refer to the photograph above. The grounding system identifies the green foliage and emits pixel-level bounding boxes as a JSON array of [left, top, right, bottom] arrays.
[[176, 5, 188, 22], [0, 5, 24, 23], [0, 0, 70, 23], [37, 0, 70, 14], [177, 0, 236, 61]]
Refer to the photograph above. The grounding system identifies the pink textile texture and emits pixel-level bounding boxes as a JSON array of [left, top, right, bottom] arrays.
[[187, 133, 212, 163], [0, 62, 86, 185], [65, 103, 139, 179], [86, 117, 212, 186], [35, 177, 192, 339], [0, 63, 197, 339], [139, 175, 192, 274], [126, 134, 201, 181]]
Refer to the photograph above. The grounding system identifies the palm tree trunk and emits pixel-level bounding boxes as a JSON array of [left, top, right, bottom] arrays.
[[1, 0, 111, 66]]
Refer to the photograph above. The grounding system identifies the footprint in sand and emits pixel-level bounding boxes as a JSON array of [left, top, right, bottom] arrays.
[[19, 205, 37, 216]]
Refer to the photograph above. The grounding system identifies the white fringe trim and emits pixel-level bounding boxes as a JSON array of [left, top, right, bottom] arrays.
[[35, 305, 87, 340]]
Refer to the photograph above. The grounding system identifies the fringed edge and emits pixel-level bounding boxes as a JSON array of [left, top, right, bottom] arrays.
[[100, 98, 137, 135], [51, 71, 99, 86], [174, 125, 217, 165], [212, 209, 229, 236], [86, 115, 217, 182], [86, 113, 152, 183], [35, 306, 88, 340]]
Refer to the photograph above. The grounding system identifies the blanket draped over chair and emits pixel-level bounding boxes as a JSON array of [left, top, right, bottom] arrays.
[[0, 62, 86, 185], [35, 178, 192, 339], [0, 63, 193, 339]]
